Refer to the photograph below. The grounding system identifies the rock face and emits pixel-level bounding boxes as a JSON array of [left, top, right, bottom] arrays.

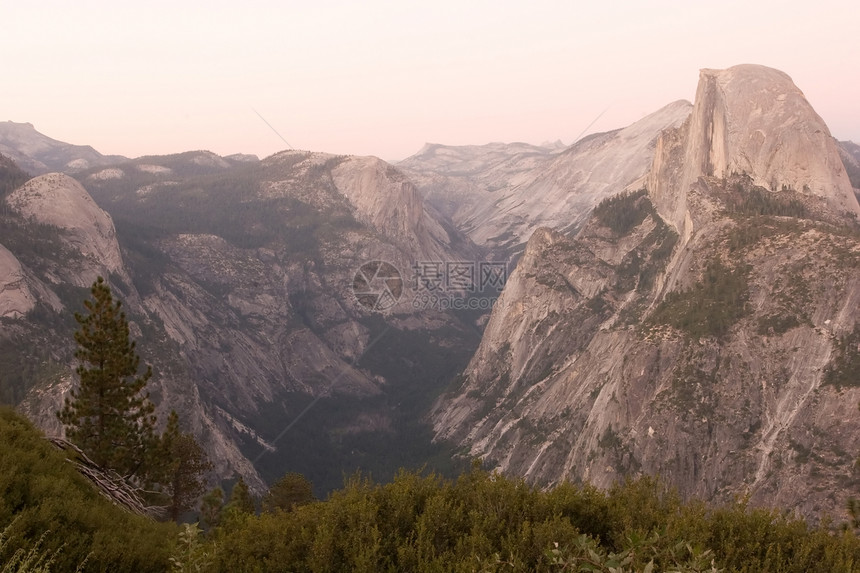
[[396, 141, 561, 226], [0, 165, 258, 490], [650, 65, 860, 238], [432, 65, 860, 520], [331, 155, 461, 262], [6, 173, 126, 285], [400, 101, 692, 254], [838, 140, 860, 194], [0, 244, 35, 318], [6, 64, 858, 513]]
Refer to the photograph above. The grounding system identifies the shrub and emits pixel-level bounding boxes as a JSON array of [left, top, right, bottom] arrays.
[[201, 466, 860, 572], [0, 408, 176, 572]]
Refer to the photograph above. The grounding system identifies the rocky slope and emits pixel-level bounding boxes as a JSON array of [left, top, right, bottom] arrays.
[[397, 141, 562, 224], [1, 149, 482, 494], [0, 164, 262, 489], [432, 65, 860, 520], [6, 173, 127, 286], [0, 244, 35, 319], [399, 101, 692, 255], [650, 65, 860, 238], [331, 153, 466, 262]]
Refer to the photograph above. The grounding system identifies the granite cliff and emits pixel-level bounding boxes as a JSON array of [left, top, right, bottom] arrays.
[[432, 65, 860, 519]]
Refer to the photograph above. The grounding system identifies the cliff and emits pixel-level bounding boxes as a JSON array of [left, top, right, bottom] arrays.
[[650, 65, 860, 240], [433, 65, 860, 520]]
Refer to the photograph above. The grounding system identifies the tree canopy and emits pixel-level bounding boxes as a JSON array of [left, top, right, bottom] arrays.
[[156, 410, 213, 522], [0, 407, 176, 571], [262, 472, 315, 513]]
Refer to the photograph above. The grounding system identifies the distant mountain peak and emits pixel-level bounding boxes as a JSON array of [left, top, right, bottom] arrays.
[[650, 64, 860, 236], [539, 139, 566, 150], [0, 121, 126, 175]]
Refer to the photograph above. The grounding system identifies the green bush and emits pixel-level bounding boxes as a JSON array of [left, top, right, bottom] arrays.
[[0, 408, 176, 572], [0, 518, 60, 573], [200, 465, 860, 572]]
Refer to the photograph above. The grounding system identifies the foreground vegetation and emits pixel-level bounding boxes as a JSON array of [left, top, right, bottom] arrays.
[[201, 466, 860, 572], [4, 409, 860, 571], [0, 408, 176, 571]]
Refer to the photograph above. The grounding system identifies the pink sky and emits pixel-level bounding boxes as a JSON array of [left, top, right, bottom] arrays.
[[2, 0, 858, 161]]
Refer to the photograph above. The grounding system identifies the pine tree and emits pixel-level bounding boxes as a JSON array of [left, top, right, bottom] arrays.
[[226, 477, 256, 515], [57, 276, 156, 479], [158, 410, 212, 522], [200, 487, 225, 530]]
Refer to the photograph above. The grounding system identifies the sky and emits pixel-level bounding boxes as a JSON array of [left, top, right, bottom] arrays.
[[2, 0, 858, 162]]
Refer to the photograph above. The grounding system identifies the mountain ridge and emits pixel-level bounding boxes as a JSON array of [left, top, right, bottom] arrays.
[[399, 100, 692, 255], [1, 148, 482, 494], [0, 121, 127, 175]]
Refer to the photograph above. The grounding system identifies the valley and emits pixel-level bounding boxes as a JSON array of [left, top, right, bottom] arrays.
[[1, 65, 859, 524]]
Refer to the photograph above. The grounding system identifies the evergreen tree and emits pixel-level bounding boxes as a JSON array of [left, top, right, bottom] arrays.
[[262, 472, 315, 513], [57, 276, 156, 479], [226, 476, 256, 515], [158, 410, 212, 522], [0, 153, 30, 198], [200, 487, 225, 530]]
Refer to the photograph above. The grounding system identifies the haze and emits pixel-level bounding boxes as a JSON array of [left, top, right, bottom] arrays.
[[3, 0, 858, 161]]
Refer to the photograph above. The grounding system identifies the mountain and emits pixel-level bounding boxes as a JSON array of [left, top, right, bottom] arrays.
[[649, 65, 860, 238], [396, 141, 562, 223], [0, 121, 128, 174], [6, 173, 127, 286], [0, 243, 35, 319], [1, 148, 484, 494], [5, 64, 858, 517], [398, 101, 692, 255], [432, 64, 860, 519]]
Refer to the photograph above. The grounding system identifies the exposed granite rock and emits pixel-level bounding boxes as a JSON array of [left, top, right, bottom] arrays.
[[6, 173, 127, 286], [400, 101, 692, 254], [0, 243, 35, 318], [433, 65, 860, 521], [650, 65, 860, 240]]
